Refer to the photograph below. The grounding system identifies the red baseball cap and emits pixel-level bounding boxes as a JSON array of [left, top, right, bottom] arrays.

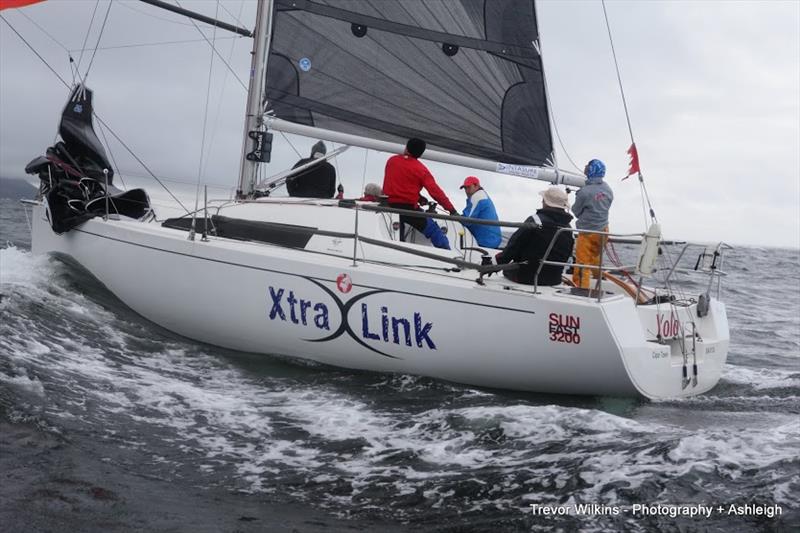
[[460, 176, 481, 189]]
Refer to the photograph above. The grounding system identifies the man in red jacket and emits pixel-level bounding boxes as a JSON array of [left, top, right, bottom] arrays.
[[383, 138, 458, 249]]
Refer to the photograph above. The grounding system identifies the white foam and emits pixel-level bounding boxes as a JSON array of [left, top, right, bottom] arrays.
[[669, 421, 799, 468], [0, 245, 50, 285], [723, 364, 800, 390], [0, 370, 45, 396]]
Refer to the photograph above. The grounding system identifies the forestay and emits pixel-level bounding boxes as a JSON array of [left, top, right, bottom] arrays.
[[265, 0, 553, 166]]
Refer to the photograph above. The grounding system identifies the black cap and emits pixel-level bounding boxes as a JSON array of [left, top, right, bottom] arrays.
[[406, 138, 426, 158]]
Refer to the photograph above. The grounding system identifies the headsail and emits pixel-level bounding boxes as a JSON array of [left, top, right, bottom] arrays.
[[265, 0, 553, 167]]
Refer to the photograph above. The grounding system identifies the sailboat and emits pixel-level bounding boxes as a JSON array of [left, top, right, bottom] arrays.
[[8, 0, 730, 399]]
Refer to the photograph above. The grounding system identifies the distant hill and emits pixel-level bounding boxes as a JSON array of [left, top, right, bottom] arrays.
[[0, 178, 36, 200]]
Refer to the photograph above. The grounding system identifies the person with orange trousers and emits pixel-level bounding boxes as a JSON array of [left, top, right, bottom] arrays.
[[572, 159, 614, 288]]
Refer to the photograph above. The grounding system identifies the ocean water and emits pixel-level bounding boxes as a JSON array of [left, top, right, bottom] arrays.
[[1, 196, 798, 532]]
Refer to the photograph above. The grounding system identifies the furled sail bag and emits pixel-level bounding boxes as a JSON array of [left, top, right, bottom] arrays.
[[25, 85, 151, 233]]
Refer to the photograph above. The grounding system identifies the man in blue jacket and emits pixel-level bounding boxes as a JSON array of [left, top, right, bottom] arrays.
[[460, 176, 502, 248]]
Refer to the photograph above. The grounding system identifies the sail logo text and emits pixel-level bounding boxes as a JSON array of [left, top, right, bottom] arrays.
[[496, 162, 539, 179], [549, 313, 581, 344]]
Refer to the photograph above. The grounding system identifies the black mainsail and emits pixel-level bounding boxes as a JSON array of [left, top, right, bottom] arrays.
[[265, 0, 553, 167]]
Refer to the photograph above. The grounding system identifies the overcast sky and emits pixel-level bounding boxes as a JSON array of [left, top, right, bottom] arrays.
[[1, 0, 798, 248]]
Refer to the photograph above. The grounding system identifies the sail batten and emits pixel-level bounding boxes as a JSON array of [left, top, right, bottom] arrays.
[[265, 0, 553, 167]]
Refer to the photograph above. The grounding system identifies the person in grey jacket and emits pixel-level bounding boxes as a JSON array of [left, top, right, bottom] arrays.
[[571, 159, 613, 288]]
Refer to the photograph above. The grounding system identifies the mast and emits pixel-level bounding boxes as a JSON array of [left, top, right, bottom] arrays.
[[236, 0, 273, 199]]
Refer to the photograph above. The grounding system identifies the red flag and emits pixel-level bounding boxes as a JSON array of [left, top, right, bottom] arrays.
[[0, 0, 45, 10], [622, 142, 640, 180]]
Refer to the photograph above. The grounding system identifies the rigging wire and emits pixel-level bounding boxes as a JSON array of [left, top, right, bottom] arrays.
[[18, 10, 80, 83], [551, 115, 583, 174], [331, 141, 341, 188], [18, 10, 69, 53], [96, 121, 127, 191], [0, 15, 190, 213], [0, 13, 71, 146], [601, 0, 658, 226], [639, 183, 649, 229], [530, 6, 582, 175], [67, 35, 240, 53], [531, 32, 561, 174], [279, 131, 303, 159], [601, 2, 692, 339], [192, 0, 219, 231], [92, 114, 191, 212], [0, 15, 70, 87], [200, 0, 246, 179], [75, 0, 100, 75], [116, 0, 249, 82], [18, 10, 76, 74], [81, 0, 113, 83], [360, 147, 370, 197], [98, 169, 228, 189], [174, 0, 247, 90], [116, 0, 207, 27], [217, 1, 247, 32], [602, 2, 637, 149]]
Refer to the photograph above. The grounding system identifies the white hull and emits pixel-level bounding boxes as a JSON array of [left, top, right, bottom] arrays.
[[30, 200, 729, 399]]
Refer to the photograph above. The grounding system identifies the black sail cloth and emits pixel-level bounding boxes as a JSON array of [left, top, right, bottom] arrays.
[[265, 0, 553, 167], [25, 86, 151, 233]]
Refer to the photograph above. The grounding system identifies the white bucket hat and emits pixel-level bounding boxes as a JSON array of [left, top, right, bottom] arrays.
[[539, 187, 569, 210]]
